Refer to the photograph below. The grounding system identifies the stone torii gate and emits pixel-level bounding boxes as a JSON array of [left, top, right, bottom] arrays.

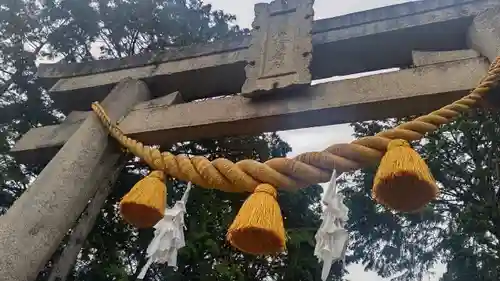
[[0, 0, 500, 280]]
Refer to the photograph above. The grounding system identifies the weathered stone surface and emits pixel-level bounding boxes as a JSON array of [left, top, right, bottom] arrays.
[[412, 49, 480, 66], [12, 93, 184, 165], [0, 78, 151, 281], [121, 58, 489, 145], [467, 6, 500, 106], [37, 35, 249, 82], [49, 51, 245, 113], [241, 0, 314, 97], [468, 6, 500, 62], [11, 111, 89, 165], [47, 154, 128, 281], [134, 91, 184, 110], [42, 0, 499, 113], [65, 111, 91, 123], [37, 0, 498, 81], [13, 57, 489, 165], [43, 0, 500, 112]]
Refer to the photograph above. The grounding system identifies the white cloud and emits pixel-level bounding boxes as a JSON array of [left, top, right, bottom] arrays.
[[278, 124, 354, 158]]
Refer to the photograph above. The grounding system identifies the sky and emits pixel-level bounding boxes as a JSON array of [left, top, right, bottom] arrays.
[[202, 0, 446, 280]]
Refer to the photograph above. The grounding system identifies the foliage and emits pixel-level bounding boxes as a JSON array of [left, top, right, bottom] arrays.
[[343, 110, 500, 280]]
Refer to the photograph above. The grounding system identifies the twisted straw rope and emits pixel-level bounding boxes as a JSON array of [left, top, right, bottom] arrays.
[[92, 57, 500, 193]]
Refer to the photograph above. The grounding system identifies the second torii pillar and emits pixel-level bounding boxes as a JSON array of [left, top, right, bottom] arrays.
[[468, 6, 500, 105], [468, 6, 500, 63]]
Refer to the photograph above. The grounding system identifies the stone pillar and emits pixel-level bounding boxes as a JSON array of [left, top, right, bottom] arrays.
[[467, 6, 500, 63], [47, 154, 128, 281], [0, 78, 151, 281]]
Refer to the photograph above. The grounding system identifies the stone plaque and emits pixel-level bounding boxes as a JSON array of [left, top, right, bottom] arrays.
[[241, 0, 314, 98]]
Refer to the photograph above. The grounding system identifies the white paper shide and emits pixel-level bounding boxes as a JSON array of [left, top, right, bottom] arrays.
[[137, 182, 193, 280], [314, 170, 349, 281]]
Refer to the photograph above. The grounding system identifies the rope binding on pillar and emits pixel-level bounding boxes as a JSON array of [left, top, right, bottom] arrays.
[[90, 56, 500, 256]]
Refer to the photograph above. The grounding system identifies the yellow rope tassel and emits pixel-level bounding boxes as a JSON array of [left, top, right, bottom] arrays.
[[227, 183, 286, 255], [120, 170, 167, 228], [372, 139, 439, 213]]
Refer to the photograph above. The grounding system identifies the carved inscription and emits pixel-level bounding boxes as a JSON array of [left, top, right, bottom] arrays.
[[242, 0, 314, 97]]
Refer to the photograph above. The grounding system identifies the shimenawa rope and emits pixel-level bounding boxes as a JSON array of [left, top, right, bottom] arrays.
[[91, 57, 500, 193]]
